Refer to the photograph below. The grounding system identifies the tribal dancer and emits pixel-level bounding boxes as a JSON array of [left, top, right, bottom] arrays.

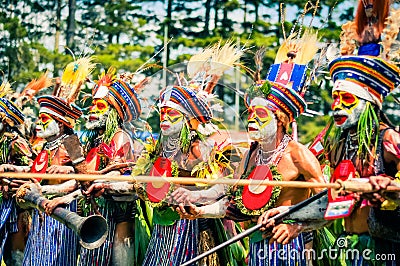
[[0, 81, 34, 266], [324, 1, 400, 265], [20, 57, 95, 266], [137, 42, 242, 266], [179, 31, 326, 266], [78, 67, 142, 266]]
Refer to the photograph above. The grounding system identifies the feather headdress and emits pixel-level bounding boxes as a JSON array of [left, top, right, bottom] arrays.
[[58, 56, 96, 103], [275, 29, 319, 65], [21, 71, 53, 99], [0, 81, 13, 98], [381, 8, 400, 60]]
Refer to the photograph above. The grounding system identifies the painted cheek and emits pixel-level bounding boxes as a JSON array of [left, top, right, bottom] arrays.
[[168, 114, 183, 124]]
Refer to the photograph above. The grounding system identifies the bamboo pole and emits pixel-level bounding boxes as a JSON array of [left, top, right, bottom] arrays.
[[2, 172, 400, 192], [0, 172, 340, 188]]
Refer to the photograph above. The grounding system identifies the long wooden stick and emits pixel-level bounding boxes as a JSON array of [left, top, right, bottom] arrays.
[[2, 172, 400, 193], [0, 172, 339, 188]]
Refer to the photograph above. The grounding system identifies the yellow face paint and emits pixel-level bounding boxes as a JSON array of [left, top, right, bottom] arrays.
[[331, 91, 360, 115], [248, 105, 273, 129], [37, 113, 54, 131], [160, 107, 184, 125], [89, 99, 110, 116]]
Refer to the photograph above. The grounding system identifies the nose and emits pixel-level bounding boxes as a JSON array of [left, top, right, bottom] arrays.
[[331, 97, 341, 110]]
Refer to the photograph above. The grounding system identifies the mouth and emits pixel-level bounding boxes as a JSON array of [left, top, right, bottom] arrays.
[[248, 126, 258, 132], [333, 115, 347, 125], [160, 124, 170, 130], [89, 115, 98, 121]]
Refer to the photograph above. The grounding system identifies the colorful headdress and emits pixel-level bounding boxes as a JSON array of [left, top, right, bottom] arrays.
[[329, 55, 400, 107], [38, 56, 95, 128], [37, 96, 82, 128], [0, 98, 25, 126], [159, 85, 212, 124], [245, 30, 318, 122], [158, 41, 242, 134], [0, 81, 24, 126], [329, 0, 400, 109], [93, 67, 142, 122]]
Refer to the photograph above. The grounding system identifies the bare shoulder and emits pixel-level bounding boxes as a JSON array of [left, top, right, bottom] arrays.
[[287, 140, 316, 163], [383, 128, 400, 145]]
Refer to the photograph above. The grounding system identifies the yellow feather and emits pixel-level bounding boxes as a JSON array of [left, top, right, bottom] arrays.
[[296, 30, 319, 64], [275, 30, 319, 65], [275, 33, 296, 64], [0, 81, 13, 98], [60, 56, 96, 103], [61, 56, 96, 86], [208, 40, 243, 76], [187, 47, 214, 78]]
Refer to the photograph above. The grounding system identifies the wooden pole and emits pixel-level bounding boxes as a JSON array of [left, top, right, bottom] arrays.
[[0, 172, 340, 188], [1, 172, 400, 192]]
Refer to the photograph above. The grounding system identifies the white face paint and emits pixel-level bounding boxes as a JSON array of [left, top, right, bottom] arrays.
[[86, 108, 110, 130], [86, 99, 111, 130], [332, 91, 367, 130], [248, 97, 278, 141], [160, 107, 185, 137], [36, 118, 60, 139], [0, 122, 4, 133]]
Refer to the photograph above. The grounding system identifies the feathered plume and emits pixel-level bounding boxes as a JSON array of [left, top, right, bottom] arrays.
[[187, 46, 214, 78], [339, 21, 358, 55], [96, 67, 117, 88], [205, 40, 243, 93], [354, 0, 389, 45], [254, 47, 267, 82], [60, 56, 96, 103], [21, 71, 53, 99], [381, 8, 400, 60], [0, 81, 13, 98], [134, 77, 151, 94], [275, 29, 319, 65]]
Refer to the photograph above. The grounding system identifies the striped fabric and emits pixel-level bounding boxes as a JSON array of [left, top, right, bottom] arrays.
[[159, 86, 212, 124], [22, 200, 79, 266], [78, 199, 117, 266], [107, 80, 141, 122], [0, 198, 18, 259], [329, 56, 400, 103], [37, 96, 82, 128], [244, 81, 307, 122], [0, 98, 25, 125], [142, 219, 198, 266], [267, 82, 307, 122], [248, 233, 306, 266]]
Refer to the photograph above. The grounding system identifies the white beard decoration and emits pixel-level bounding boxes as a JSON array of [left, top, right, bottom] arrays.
[[86, 108, 110, 130]]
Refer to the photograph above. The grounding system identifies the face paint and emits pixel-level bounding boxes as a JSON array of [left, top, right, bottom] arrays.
[[0, 122, 3, 133], [36, 113, 60, 139], [160, 107, 184, 136], [86, 99, 110, 130], [332, 91, 367, 129], [247, 105, 277, 141]]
